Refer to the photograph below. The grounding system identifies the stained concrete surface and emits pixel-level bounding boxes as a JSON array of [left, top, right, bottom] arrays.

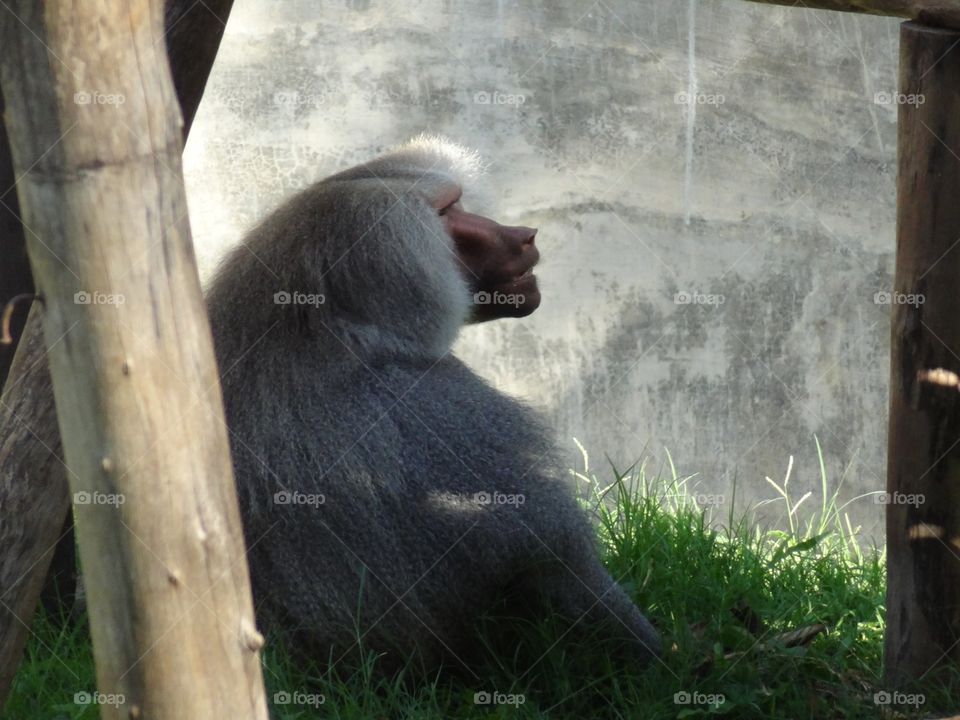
[[183, 0, 905, 541]]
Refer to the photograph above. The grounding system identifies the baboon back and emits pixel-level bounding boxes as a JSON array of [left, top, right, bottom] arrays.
[[218, 346, 594, 668]]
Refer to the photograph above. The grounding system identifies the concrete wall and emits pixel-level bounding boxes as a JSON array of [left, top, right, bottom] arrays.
[[183, 0, 903, 541]]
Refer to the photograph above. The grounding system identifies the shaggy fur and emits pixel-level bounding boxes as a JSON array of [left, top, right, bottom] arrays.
[[205, 136, 661, 673]]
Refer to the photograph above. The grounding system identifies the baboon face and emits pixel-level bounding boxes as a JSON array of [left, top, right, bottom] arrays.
[[434, 191, 541, 321]]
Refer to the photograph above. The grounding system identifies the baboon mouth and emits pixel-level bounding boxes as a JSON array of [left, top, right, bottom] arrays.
[[508, 267, 538, 289]]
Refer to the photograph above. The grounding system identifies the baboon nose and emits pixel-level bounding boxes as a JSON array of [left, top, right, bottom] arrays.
[[502, 225, 537, 247]]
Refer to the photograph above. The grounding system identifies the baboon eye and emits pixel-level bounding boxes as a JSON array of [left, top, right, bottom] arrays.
[[438, 194, 463, 216]]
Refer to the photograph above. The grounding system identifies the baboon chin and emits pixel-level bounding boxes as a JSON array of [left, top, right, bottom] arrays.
[[205, 135, 661, 675]]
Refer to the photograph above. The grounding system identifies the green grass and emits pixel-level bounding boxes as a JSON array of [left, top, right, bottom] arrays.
[[6, 439, 958, 719]]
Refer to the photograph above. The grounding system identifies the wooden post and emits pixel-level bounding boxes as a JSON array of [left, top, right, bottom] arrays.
[[886, 21, 960, 684], [738, 0, 960, 27], [0, 0, 235, 706], [0, 1, 266, 718]]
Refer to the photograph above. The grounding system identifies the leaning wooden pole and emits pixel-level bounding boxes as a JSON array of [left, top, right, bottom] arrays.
[[886, 21, 960, 684], [0, 2, 267, 718]]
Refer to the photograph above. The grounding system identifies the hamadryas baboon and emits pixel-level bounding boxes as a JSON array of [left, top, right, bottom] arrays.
[[205, 136, 661, 673]]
